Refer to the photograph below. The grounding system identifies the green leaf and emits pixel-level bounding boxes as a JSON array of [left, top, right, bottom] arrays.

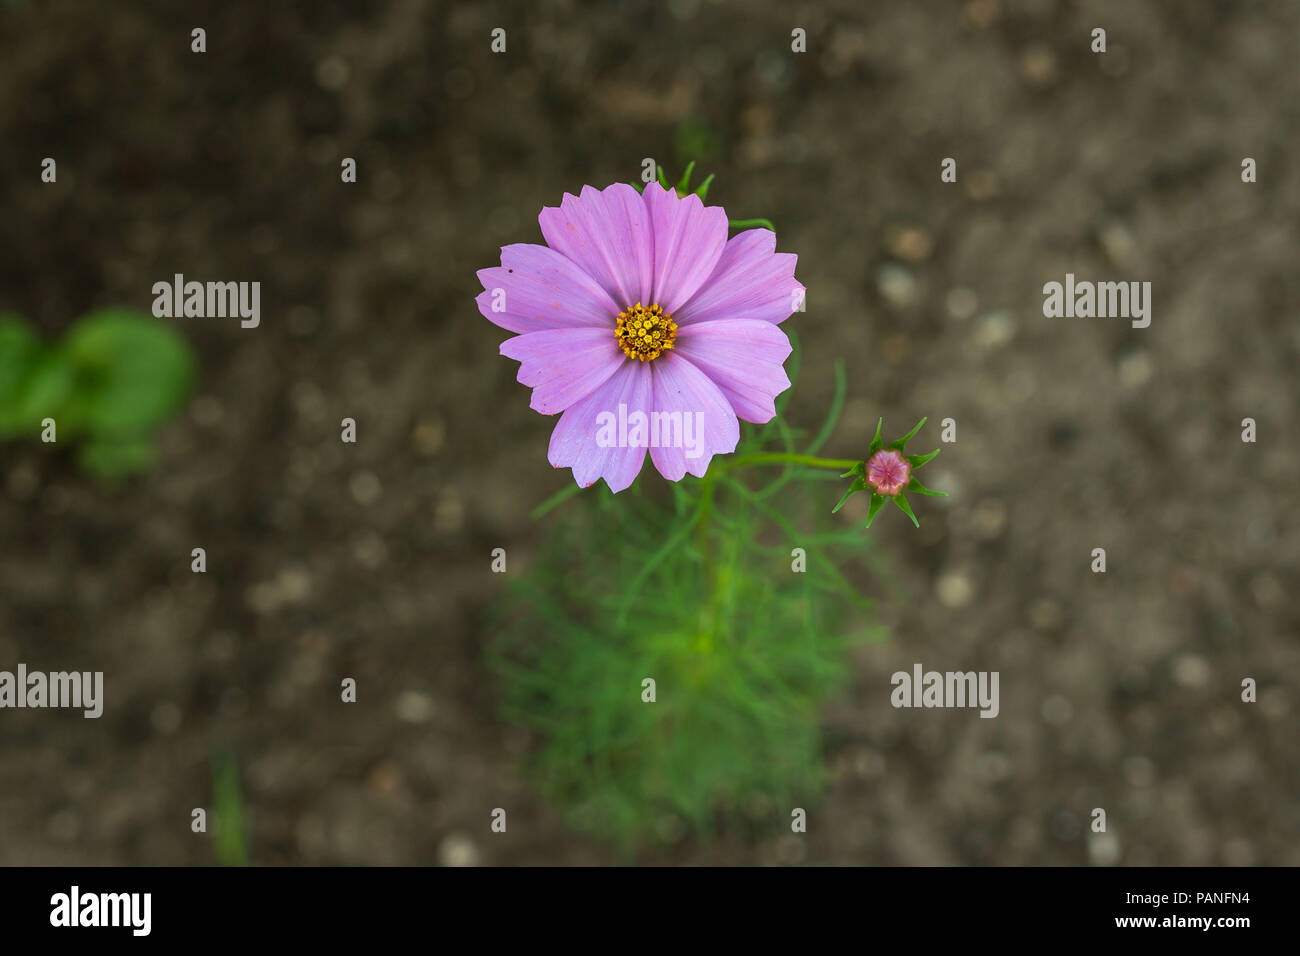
[[907, 476, 948, 497], [657, 165, 671, 189], [58, 309, 196, 434], [906, 447, 940, 469], [864, 493, 886, 528], [832, 475, 864, 514], [867, 417, 884, 455], [888, 417, 927, 451], [893, 493, 919, 528], [693, 173, 715, 201]]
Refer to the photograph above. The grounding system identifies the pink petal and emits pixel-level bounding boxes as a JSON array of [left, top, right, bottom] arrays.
[[672, 319, 792, 423], [641, 182, 729, 314], [477, 243, 620, 334], [646, 352, 739, 481], [674, 229, 803, 327], [548, 360, 652, 492], [499, 327, 627, 415], [538, 184, 655, 310]]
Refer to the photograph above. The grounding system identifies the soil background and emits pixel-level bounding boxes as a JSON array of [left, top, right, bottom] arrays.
[[1, 0, 1297, 865]]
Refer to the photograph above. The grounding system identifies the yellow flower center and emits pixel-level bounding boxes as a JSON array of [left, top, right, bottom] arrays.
[[615, 302, 677, 362]]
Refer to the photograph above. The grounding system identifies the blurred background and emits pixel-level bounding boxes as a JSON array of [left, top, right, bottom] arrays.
[[1, 0, 1297, 865]]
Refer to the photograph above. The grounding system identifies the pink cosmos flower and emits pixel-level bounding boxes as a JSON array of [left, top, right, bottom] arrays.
[[478, 181, 803, 492]]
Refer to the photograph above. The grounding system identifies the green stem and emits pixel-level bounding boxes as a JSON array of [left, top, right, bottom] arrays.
[[722, 452, 858, 472]]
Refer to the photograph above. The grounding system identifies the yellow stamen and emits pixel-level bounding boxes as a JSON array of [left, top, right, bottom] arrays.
[[615, 302, 677, 361]]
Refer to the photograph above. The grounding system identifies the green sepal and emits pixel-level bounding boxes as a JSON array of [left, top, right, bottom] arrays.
[[906, 447, 940, 469], [727, 217, 775, 232], [832, 475, 865, 514], [907, 476, 947, 498], [864, 493, 887, 528], [657, 165, 671, 190], [693, 173, 714, 201], [675, 161, 696, 196], [867, 417, 884, 455], [888, 417, 927, 451], [893, 492, 920, 528]]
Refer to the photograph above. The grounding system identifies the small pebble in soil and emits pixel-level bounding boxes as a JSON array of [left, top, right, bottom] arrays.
[[972, 498, 1007, 539], [367, 761, 402, 797], [1117, 350, 1153, 389], [973, 310, 1014, 349], [353, 533, 387, 569], [394, 691, 435, 724], [964, 169, 999, 200], [885, 225, 934, 262], [438, 832, 481, 867], [1098, 221, 1137, 268], [937, 571, 974, 608], [1020, 46, 1058, 86], [412, 418, 445, 456], [1172, 653, 1210, 689], [964, 0, 998, 29], [876, 264, 917, 309], [435, 492, 464, 534]]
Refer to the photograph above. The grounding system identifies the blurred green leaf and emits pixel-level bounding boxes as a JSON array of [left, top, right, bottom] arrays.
[[77, 434, 157, 480], [14, 350, 74, 426], [0, 315, 43, 434], [58, 308, 196, 434], [210, 750, 249, 867]]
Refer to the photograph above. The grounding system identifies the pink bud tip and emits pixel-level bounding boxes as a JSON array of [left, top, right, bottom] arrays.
[[866, 449, 911, 496]]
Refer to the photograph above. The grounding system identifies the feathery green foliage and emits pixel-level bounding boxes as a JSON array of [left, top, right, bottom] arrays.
[[489, 339, 886, 851]]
